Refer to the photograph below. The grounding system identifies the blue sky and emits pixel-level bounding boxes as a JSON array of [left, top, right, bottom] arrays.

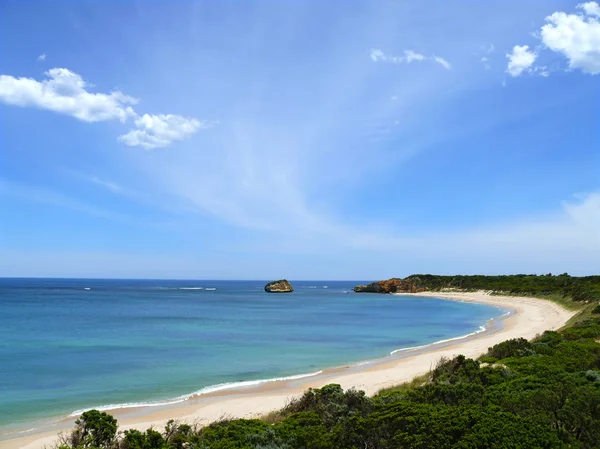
[[0, 0, 598, 279]]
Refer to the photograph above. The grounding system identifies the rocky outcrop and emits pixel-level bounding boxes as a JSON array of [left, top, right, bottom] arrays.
[[264, 279, 294, 293], [353, 277, 427, 294]]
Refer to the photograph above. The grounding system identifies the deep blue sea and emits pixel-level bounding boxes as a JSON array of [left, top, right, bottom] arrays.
[[0, 278, 505, 432]]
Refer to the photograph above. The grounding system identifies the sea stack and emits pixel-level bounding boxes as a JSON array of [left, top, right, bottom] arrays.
[[264, 279, 294, 293]]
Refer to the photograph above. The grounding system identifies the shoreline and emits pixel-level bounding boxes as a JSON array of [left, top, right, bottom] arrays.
[[1, 291, 576, 449]]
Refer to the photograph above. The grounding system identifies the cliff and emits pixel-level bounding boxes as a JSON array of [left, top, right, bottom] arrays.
[[264, 279, 294, 293], [353, 277, 427, 294]]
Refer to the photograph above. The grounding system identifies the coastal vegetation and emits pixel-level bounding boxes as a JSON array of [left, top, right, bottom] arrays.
[[354, 273, 600, 304], [55, 313, 600, 449]]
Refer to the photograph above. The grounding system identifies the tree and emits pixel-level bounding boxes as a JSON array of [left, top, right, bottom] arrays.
[[72, 410, 118, 448]]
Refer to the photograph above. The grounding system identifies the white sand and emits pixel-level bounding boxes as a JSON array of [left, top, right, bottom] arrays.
[[1, 291, 576, 449]]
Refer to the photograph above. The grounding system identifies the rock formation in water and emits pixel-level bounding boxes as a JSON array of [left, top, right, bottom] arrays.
[[353, 277, 427, 294], [264, 279, 294, 293]]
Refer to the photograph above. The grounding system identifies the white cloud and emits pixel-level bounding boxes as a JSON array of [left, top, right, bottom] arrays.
[[370, 49, 450, 69], [370, 48, 403, 63], [36, 53, 46, 62], [540, 7, 600, 74], [404, 50, 425, 62], [506, 45, 537, 76], [579, 1, 600, 17], [481, 56, 491, 70], [119, 114, 216, 149], [0, 68, 137, 122], [434, 56, 451, 69], [0, 67, 217, 147]]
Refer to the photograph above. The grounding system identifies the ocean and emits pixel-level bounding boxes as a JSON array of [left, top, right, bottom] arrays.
[[0, 278, 505, 433]]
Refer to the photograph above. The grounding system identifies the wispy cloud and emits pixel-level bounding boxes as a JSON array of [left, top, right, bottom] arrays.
[[36, 53, 46, 62], [88, 175, 123, 193], [370, 49, 451, 69], [0, 67, 217, 147], [234, 191, 600, 278], [0, 178, 124, 220], [404, 50, 426, 63], [5, 191, 595, 279], [433, 56, 451, 69]]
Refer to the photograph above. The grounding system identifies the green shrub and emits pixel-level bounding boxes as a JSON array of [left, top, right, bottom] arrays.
[[71, 410, 118, 448], [487, 338, 533, 359]]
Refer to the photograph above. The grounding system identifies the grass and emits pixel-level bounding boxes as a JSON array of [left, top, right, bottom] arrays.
[[261, 409, 286, 425], [563, 301, 600, 328], [488, 291, 584, 311], [485, 290, 600, 329], [375, 372, 431, 396]]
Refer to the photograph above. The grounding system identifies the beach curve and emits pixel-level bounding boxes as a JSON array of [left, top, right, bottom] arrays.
[[1, 291, 576, 449]]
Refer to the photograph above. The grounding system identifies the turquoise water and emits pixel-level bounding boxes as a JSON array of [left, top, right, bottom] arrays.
[[0, 279, 505, 431]]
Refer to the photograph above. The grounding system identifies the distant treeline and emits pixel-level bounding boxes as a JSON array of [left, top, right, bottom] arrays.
[[405, 273, 600, 301], [55, 311, 600, 449]]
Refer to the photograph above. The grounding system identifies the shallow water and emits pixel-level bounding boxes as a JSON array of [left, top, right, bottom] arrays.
[[0, 278, 504, 430]]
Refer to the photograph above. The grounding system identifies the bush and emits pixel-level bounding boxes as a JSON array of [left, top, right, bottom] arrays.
[[70, 410, 118, 448], [281, 384, 371, 426], [487, 338, 533, 359], [121, 428, 165, 449], [432, 355, 481, 384]]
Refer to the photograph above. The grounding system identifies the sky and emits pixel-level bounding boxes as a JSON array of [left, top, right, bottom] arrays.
[[0, 0, 598, 280]]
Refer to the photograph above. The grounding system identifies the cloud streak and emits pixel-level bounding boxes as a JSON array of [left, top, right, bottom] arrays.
[[2, 191, 597, 278], [370, 49, 451, 69]]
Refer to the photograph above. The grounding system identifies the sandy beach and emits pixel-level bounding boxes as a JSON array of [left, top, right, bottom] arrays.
[[2, 291, 576, 449]]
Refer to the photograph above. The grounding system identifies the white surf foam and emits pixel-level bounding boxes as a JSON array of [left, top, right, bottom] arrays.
[[68, 370, 323, 417], [389, 325, 487, 356], [179, 287, 204, 290], [353, 360, 373, 367]]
